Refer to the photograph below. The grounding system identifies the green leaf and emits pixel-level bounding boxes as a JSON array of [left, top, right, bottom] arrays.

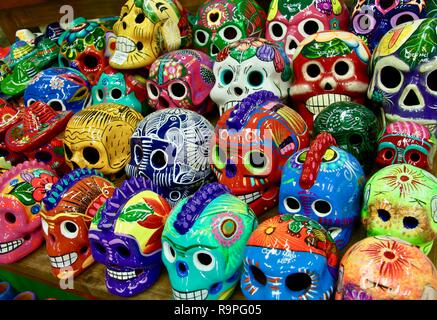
[[288, 221, 303, 234], [119, 202, 153, 222], [92, 203, 105, 226], [10, 182, 35, 206]]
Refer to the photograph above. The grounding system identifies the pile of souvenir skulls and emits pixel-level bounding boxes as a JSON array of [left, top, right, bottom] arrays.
[[0, 0, 436, 300]]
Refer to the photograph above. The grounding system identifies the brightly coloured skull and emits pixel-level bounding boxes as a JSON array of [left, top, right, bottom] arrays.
[[313, 101, 379, 173], [362, 164, 437, 254], [368, 19, 437, 137], [212, 91, 310, 216], [279, 133, 365, 249], [350, 0, 427, 52], [89, 177, 171, 297], [162, 182, 257, 300], [92, 66, 148, 114], [376, 121, 435, 170], [211, 38, 292, 115], [290, 30, 371, 130], [64, 103, 143, 179], [241, 214, 338, 300], [40, 169, 114, 278], [24, 67, 91, 113], [266, 0, 350, 59], [0, 160, 57, 264], [336, 236, 437, 300], [109, 0, 192, 69], [126, 108, 214, 206], [146, 49, 215, 114]]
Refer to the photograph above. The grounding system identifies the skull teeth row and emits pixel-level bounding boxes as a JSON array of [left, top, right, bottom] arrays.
[[0, 238, 23, 254], [49, 252, 78, 268], [107, 268, 137, 280], [115, 36, 136, 53], [172, 289, 208, 300], [238, 191, 261, 204], [305, 94, 351, 115]]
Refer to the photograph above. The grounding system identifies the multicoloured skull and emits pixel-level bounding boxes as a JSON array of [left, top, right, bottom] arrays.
[[162, 182, 257, 300], [109, 0, 192, 69], [362, 164, 437, 254], [191, 0, 266, 59], [241, 214, 338, 300], [336, 236, 437, 300], [266, 0, 350, 59], [89, 177, 170, 297], [368, 19, 437, 137], [290, 31, 371, 130], [146, 49, 215, 114], [279, 133, 365, 249], [211, 38, 292, 115], [0, 160, 57, 264], [212, 91, 310, 216], [313, 101, 379, 173], [126, 108, 214, 206], [40, 169, 114, 279], [350, 0, 427, 52], [376, 121, 435, 170]]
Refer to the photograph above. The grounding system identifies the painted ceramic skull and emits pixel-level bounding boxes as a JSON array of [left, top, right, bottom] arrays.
[[241, 214, 338, 300], [89, 177, 170, 297], [109, 0, 192, 69], [162, 182, 257, 300], [290, 31, 371, 131], [190, 0, 266, 59], [336, 236, 437, 300], [0, 160, 57, 264], [376, 121, 435, 170], [279, 133, 366, 249], [64, 103, 143, 179], [314, 101, 379, 173], [211, 38, 292, 115], [126, 108, 214, 206], [266, 0, 350, 59], [92, 66, 148, 114], [212, 91, 310, 216], [147, 49, 215, 114], [350, 0, 427, 52], [368, 18, 437, 137], [362, 164, 437, 254]]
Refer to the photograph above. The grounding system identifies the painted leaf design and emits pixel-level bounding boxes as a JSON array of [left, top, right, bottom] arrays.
[[301, 38, 352, 59], [288, 221, 303, 234], [10, 182, 35, 206], [119, 202, 153, 222], [138, 214, 163, 229]]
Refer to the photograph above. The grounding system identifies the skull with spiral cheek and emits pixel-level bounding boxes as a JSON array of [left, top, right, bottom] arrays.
[[266, 0, 350, 59], [368, 18, 437, 137], [211, 37, 292, 115], [376, 121, 435, 170], [241, 214, 338, 300], [361, 164, 437, 254], [279, 133, 366, 250], [290, 31, 371, 131], [314, 101, 379, 173], [146, 49, 215, 114], [336, 236, 437, 300], [162, 183, 257, 300], [41, 169, 115, 279], [89, 177, 171, 297], [110, 0, 192, 70], [190, 0, 266, 59]]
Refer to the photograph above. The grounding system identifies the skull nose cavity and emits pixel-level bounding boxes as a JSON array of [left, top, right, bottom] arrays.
[[225, 160, 237, 178], [176, 261, 188, 277], [234, 87, 243, 96], [403, 89, 420, 106], [49, 233, 56, 243], [288, 39, 298, 51], [211, 44, 220, 56], [324, 82, 333, 91], [159, 97, 170, 108], [122, 22, 127, 30], [71, 161, 80, 170], [285, 272, 312, 292]]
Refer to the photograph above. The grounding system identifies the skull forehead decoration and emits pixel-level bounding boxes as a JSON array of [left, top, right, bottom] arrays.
[[290, 30, 371, 131], [368, 18, 437, 137], [314, 101, 379, 173], [211, 37, 292, 115], [336, 236, 437, 300], [376, 121, 435, 170], [279, 133, 365, 249], [64, 103, 143, 178], [41, 168, 115, 279], [89, 177, 171, 297], [0, 160, 57, 264], [241, 214, 338, 300], [266, 0, 350, 59], [351, 0, 427, 52], [361, 164, 437, 254], [191, 0, 266, 59], [110, 0, 192, 69], [162, 183, 257, 300], [147, 49, 215, 114], [212, 91, 310, 216]]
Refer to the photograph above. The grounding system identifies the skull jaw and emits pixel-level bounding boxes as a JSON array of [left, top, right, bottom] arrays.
[[0, 231, 44, 264], [234, 187, 279, 217]]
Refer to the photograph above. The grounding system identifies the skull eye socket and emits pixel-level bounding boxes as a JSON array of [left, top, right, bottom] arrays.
[[284, 196, 301, 214], [96, 89, 104, 100], [333, 59, 353, 79], [92, 241, 106, 255], [249, 265, 266, 286], [110, 88, 122, 100], [83, 54, 99, 70], [213, 145, 226, 170], [349, 133, 363, 146], [298, 19, 323, 37], [134, 144, 143, 165], [135, 13, 145, 24], [64, 144, 73, 160], [247, 70, 264, 88], [244, 150, 268, 174], [403, 216, 419, 229], [0, 148, 9, 158], [377, 209, 391, 222], [41, 219, 49, 235], [305, 62, 322, 80], [194, 30, 209, 46], [47, 100, 65, 111], [193, 250, 215, 272], [285, 273, 312, 292], [311, 199, 332, 217], [219, 25, 242, 42], [426, 70, 437, 93], [5, 212, 16, 224], [116, 245, 131, 258], [383, 149, 394, 161], [60, 220, 79, 239], [27, 98, 36, 106], [83, 147, 100, 165], [169, 191, 182, 202], [379, 66, 403, 92], [353, 14, 376, 34], [268, 21, 287, 41], [147, 82, 160, 99], [391, 12, 418, 28], [35, 151, 53, 163], [220, 69, 234, 86], [169, 82, 188, 100], [163, 241, 176, 263], [150, 149, 168, 170], [407, 151, 421, 163]]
